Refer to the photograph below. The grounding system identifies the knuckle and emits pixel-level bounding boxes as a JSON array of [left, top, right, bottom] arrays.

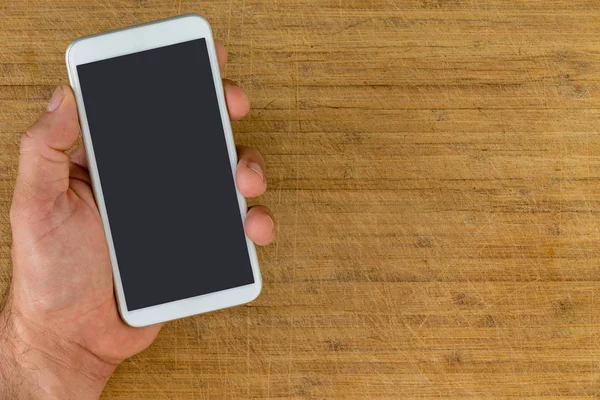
[[24, 121, 42, 139], [20, 128, 38, 152]]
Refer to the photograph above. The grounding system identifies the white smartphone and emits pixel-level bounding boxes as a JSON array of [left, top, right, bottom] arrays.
[[65, 15, 261, 327]]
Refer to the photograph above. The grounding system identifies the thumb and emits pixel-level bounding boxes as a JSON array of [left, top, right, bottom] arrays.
[[14, 85, 80, 206]]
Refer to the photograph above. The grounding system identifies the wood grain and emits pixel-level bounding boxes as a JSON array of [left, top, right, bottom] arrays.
[[1, 0, 600, 398]]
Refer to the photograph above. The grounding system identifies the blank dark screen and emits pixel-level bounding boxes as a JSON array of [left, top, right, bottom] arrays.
[[77, 38, 254, 311]]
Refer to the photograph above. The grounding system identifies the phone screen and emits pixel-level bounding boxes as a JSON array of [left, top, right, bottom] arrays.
[[76, 38, 255, 311]]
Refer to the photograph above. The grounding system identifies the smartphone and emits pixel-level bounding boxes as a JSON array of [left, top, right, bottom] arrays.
[[65, 15, 261, 327]]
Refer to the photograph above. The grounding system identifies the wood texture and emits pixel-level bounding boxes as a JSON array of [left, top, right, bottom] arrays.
[[1, 0, 600, 398]]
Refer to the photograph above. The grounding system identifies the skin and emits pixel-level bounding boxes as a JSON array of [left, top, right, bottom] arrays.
[[0, 42, 275, 399]]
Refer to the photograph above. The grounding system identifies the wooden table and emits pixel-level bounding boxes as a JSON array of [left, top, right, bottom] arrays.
[[1, 1, 599, 398]]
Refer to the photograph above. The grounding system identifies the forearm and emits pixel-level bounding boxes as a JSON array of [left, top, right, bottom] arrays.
[[0, 328, 23, 399], [0, 305, 116, 399], [0, 314, 38, 399]]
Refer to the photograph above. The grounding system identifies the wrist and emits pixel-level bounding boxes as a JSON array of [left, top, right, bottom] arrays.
[[0, 304, 117, 399]]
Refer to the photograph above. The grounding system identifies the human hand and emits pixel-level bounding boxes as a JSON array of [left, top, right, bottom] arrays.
[[0, 42, 274, 399]]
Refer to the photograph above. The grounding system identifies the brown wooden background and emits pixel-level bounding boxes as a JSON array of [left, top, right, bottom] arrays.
[[1, 0, 600, 398]]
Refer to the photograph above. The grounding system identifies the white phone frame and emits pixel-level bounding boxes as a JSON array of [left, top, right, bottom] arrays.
[[65, 14, 261, 327]]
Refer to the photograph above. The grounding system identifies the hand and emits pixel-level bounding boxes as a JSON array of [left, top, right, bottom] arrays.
[[0, 42, 274, 399]]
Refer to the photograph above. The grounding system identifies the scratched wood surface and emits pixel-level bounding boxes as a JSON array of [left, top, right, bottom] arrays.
[[1, 0, 600, 398]]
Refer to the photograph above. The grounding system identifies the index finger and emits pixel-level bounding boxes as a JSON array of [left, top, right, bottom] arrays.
[[216, 41, 227, 72]]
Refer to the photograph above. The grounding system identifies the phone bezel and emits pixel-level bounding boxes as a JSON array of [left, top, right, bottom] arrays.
[[65, 14, 261, 327]]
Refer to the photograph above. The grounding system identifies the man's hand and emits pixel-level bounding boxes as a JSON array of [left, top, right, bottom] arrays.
[[0, 43, 275, 399]]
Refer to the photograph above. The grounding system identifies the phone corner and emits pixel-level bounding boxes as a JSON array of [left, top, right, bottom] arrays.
[[116, 301, 144, 328], [180, 13, 211, 27], [119, 312, 144, 328], [248, 279, 263, 303], [64, 38, 82, 67]]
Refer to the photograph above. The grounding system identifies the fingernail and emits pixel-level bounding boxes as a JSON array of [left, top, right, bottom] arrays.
[[266, 215, 275, 230], [47, 86, 64, 112], [247, 162, 265, 182]]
